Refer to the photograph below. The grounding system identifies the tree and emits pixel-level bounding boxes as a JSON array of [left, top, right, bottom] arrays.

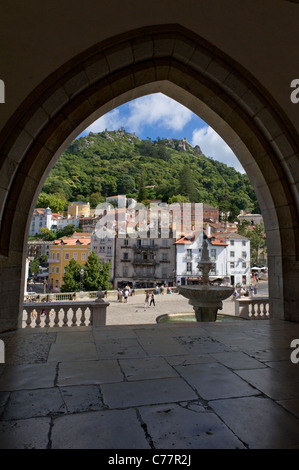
[[29, 258, 41, 276], [137, 169, 148, 203], [61, 259, 82, 292], [99, 261, 112, 291], [83, 251, 112, 291], [83, 250, 103, 291], [179, 165, 196, 202]]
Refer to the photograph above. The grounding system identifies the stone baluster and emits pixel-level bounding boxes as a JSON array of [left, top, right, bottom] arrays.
[[53, 308, 60, 327], [80, 307, 87, 326], [71, 307, 78, 327], [45, 309, 51, 327], [62, 308, 69, 327], [25, 309, 32, 328], [35, 308, 42, 328]]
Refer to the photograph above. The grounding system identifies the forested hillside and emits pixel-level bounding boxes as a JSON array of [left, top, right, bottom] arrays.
[[37, 129, 259, 220]]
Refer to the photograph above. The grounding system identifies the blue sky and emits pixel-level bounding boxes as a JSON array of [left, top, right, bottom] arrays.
[[78, 93, 245, 173]]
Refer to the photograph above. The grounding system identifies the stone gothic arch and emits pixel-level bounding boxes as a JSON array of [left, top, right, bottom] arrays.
[[0, 25, 298, 332]]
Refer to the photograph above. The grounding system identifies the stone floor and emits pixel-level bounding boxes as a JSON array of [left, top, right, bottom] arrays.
[[1, 318, 299, 449]]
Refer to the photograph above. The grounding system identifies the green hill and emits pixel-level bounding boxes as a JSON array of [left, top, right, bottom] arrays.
[[37, 129, 259, 220]]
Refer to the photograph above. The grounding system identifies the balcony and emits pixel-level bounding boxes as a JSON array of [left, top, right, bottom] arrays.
[[132, 244, 158, 251]]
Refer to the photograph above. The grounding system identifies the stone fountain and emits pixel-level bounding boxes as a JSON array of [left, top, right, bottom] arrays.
[[179, 235, 234, 321]]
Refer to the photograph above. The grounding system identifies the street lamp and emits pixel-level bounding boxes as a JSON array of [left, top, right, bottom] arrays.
[[80, 267, 84, 297]]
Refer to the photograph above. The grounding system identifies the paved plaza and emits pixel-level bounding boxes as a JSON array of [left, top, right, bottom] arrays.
[[1, 289, 299, 449]]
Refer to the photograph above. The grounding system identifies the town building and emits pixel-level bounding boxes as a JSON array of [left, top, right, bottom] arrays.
[[48, 235, 91, 291], [29, 207, 80, 236], [114, 233, 176, 289], [175, 231, 250, 287], [90, 230, 115, 284], [238, 212, 264, 226], [67, 201, 91, 218]]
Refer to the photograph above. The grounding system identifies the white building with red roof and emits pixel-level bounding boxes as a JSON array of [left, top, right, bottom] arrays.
[[175, 230, 250, 287]]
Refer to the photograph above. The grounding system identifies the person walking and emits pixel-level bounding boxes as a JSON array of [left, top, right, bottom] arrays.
[[124, 288, 129, 303], [150, 292, 155, 307], [144, 291, 150, 308]]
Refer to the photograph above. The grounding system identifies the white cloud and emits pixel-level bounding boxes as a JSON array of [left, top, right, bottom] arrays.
[[84, 109, 124, 134], [126, 94, 193, 132], [191, 125, 244, 173], [84, 93, 193, 135]]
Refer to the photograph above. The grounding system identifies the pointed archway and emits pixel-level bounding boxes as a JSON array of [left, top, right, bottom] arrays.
[[0, 25, 298, 331]]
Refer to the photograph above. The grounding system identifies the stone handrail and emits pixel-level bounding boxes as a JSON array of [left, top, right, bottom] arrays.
[[234, 297, 270, 319], [23, 290, 109, 328]]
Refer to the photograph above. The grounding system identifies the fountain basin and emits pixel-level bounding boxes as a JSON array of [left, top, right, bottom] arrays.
[[178, 285, 234, 322], [157, 313, 245, 323]]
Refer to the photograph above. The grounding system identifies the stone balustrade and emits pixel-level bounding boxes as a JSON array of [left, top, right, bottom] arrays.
[[23, 290, 109, 328], [234, 297, 270, 320]]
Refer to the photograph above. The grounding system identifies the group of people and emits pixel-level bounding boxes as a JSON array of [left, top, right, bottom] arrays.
[[117, 285, 135, 303], [144, 291, 156, 308], [233, 282, 258, 299]]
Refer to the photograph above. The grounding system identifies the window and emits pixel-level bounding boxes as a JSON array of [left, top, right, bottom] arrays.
[[210, 248, 216, 259], [56, 253, 60, 261], [230, 251, 235, 258], [230, 262, 235, 268], [162, 268, 168, 278], [99, 246, 105, 253], [65, 253, 69, 260], [162, 253, 168, 261], [163, 239, 168, 247], [230, 240, 234, 246], [135, 267, 140, 274], [81, 253, 86, 261], [123, 239, 129, 246], [123, 267, 128, 277], [123, 253, 128, 260], [56, 267, 59, 274], [186, 262, 192, 273], [73, 253, 78, 260], [242, 251, 247, 258], [242, 262, 247, 268], [186, 249, 192, 259], [242, 241, 246, 246], [107, 246, 111, 255]]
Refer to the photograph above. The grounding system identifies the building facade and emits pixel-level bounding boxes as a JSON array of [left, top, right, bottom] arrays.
[[176, 231, 250, 287], [48, 236, 91, 291], [114, 234, 176, 289], [90, 230, 115, 283]]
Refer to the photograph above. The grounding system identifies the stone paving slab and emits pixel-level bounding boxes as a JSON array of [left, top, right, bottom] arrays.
[[57, 359, 123, 386], [47, 341, 98, 362], [138, 403, 245, 449], [209, 396, 299, 449], [51, 409, 150, 449], [0, 417, 51, 449], [235, 367, 299, 400], [175, 362, 259, 400], [0, 363, 57, 392], [119, 357, 179, 381], [101, 377, 198, 408]]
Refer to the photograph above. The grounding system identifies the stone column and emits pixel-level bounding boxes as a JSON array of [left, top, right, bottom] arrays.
[[91, 289, 110, 326]]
